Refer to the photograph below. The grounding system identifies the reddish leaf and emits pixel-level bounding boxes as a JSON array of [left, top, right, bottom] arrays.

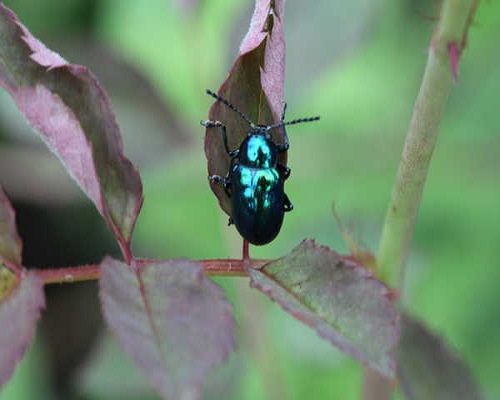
[[0, 4, 143, 259], [249, 240, 399, 377], [0, 186, 21, 268], [204, 0, 286, 215], [55, 37, 192, 165], [397, 313, 483, 400], [0, 273, 45, 389], [99, 258, 236, 400]]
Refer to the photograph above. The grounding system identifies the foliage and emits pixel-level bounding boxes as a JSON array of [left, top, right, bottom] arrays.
[[0, 1, 489, 399]]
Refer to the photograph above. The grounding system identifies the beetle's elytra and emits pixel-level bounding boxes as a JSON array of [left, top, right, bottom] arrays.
[[202, 89, 319, 245]]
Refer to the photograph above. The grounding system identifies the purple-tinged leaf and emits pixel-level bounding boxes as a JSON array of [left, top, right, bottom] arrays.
[[204, 0, 286, 215], [397, 313, 483, 400], [0, 4, 143, 259], [0, 273, 45, 389], [0, 186, 21, 268], [99, 257, 236, 400], [54, 37, 191, 166], [249, 239, 399, 377]]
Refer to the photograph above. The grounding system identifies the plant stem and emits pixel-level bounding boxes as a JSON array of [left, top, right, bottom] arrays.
[[377, 0, 479, 289], [366, 2, 480, 400], [242, 239, 250, 260], [37, 264, 101, 284], [36, 258, 271, 285]]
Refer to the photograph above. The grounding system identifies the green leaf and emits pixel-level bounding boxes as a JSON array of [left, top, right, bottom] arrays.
[[397, 313, 483, 400]]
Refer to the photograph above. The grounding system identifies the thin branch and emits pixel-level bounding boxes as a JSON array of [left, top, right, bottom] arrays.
[[36, 258, 272, 285], [368, 2, 480, 400], [37, 264, 101, 284], [377, 0, 480, 289], [242, 239, 250, 261]]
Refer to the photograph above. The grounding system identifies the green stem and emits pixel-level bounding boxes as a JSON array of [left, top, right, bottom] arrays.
[[377, 0, 479, 289], [367, 2, 480, 400]]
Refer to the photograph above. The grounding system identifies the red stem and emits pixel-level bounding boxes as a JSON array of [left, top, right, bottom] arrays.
[[37, 264, 101, 284], [36, 258, 271, 285], [242, 239, 250, 260]]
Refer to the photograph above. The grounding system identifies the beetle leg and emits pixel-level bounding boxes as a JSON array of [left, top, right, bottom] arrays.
[[201, 119, 239, 157], [200, 119, 221, 129], [277, 163, 291, 180], [283, 193, 294, 212], [277, 142, 289, 153], [228, 217, 234, 226], [209, 174, 232, 198]]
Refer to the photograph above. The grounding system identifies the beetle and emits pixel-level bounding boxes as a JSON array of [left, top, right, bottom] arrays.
[[202, 89, 320, 245]]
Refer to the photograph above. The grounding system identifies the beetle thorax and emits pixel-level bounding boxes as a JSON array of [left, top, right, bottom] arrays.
[[239, 134, 277, 168]]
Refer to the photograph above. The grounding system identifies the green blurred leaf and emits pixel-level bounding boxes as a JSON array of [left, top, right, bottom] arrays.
[[397, 313, 483, 400]]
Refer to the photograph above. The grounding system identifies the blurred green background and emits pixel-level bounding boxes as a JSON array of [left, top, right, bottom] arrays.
[[0, 0, 499, 399]]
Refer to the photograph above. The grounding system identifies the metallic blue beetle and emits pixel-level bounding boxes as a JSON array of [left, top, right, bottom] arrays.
[[202, 89, 319, 245]]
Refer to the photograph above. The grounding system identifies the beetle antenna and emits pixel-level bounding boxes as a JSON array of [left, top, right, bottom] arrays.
[[267, 116, 320, 130], [205, 89, 256, 128]]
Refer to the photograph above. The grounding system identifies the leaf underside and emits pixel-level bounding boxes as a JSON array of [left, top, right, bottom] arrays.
[[99, 258, 236, 400], [0, 4, 143, 255], [203, 0, 286, 215]]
